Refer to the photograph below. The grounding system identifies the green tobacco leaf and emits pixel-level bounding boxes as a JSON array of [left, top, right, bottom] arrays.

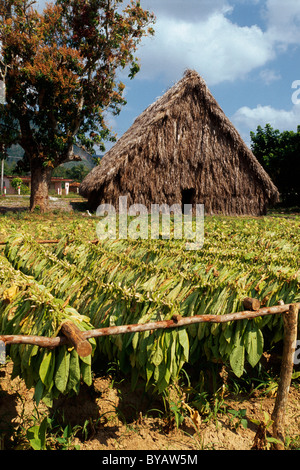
[[230, 342, 245, 378], [151, 344, 164, 367], [245, 325, 264, 368], [131, 332, 139, 351], [80, 360, 92, 387], [146, 363, 154, 384], [166, 281, 183, 302], [229, 324, 245, 378], [34, 379, 45, 406], [54, 346, 70, 393], [178, 328, 189, 362], [39, 350, 54, 387], [67, 349, 81, 392]]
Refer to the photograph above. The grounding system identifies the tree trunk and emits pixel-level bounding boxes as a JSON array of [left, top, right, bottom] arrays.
[[30, 164, 52, 213]]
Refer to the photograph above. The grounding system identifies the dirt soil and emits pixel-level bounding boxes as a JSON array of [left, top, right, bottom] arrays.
[[1, 361, 299, 451]]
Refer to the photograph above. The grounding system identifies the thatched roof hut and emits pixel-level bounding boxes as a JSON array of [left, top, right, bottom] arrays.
[[80, 70, 279, 216]]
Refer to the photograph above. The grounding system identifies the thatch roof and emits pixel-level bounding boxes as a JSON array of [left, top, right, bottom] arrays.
[[80, 70, 279, 216]]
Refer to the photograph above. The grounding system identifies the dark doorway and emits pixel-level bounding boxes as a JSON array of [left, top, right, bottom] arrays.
[[181, 188, 196, 213]]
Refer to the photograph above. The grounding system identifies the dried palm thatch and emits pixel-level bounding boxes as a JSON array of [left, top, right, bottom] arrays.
[[80, 70, 279, 216]]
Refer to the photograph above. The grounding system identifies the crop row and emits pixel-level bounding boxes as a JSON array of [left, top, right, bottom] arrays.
[[3, 230, 299, 401], [0, 254, 95, 406]]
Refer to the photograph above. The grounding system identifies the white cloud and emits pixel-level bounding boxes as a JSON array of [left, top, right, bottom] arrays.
[[139, 11, 274, 85], [264, 0, 300, 46], [259, 68, 281, 85], [138, 0, 300, 87], [231, 103, 300, 145], [142, 0, 232, 23]]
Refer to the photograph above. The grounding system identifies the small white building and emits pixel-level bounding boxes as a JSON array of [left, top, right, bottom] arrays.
[[2, 175, 77, 195]]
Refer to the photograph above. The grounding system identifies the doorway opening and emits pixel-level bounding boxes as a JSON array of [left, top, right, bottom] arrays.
[[181, 188, 196, 213]]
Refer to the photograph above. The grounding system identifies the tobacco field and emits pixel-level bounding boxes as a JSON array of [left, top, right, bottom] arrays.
[[0, 212, 299, 409]]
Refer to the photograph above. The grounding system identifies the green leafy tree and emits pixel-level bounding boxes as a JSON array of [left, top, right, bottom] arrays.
[[4, 159, 17, 175], [250, 124, 300, 207], [66, 163, 90, 182], [52, 165, 68, 178], [11, 176, 23, 189], [0, 0, 155, 212], [52, 163, 89, 181]]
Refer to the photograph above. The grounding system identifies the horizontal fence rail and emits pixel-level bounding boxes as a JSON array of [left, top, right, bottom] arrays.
[[1, 300, 299, 351]]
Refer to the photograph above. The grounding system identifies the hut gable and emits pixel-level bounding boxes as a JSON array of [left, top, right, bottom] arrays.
[[80, 70, 279, 216]]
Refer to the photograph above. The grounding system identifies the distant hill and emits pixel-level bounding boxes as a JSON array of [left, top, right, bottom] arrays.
[[64, 145, 97, 170], [6, 144, 100, 170], [6, 144, 24, 163]]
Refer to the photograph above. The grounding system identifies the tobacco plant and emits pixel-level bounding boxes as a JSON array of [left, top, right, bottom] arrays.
[[0, 254, 95, 405], [3, 225, 299, 397]]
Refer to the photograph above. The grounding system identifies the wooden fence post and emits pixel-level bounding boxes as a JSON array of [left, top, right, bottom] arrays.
[[60, 321, 92, 358], [271, 303, 299, 450], [243, 297, 261, 311]]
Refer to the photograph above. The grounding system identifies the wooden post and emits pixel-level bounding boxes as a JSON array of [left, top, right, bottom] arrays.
[[243, 297, 261, 311], [271, 303, 299, 450], [1, 158, 4, 194], [60, 321, 92, 358]]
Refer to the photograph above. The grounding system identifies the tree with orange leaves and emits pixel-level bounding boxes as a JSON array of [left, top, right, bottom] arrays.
[[0, 0, 155, 211]]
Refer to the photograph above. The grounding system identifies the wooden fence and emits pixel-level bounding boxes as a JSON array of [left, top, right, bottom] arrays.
[[0, 237, 299, 449], [0, 296, 299, 450]]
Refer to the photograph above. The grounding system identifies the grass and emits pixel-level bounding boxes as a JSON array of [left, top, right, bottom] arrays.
[[0, 203, 97, 242], [0, 199, 299, 241]]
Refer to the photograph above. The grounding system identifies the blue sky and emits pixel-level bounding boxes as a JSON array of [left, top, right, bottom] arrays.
[[37, 0, 300, 150]]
